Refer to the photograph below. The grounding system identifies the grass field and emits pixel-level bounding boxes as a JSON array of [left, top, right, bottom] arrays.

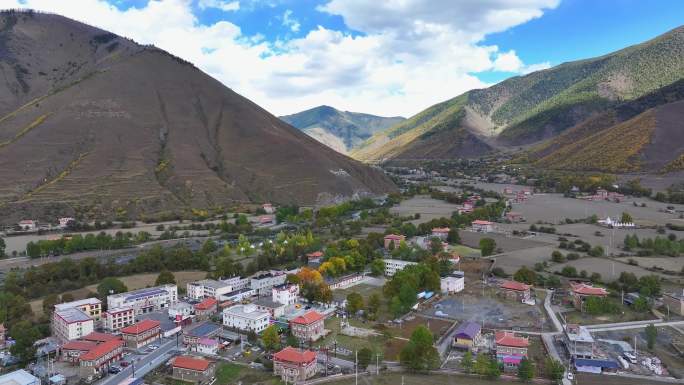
[[324, 372, 509, 385], [450, 244, 481, 258], [29, 270, 207, 314], [214, 363, 279, 385]]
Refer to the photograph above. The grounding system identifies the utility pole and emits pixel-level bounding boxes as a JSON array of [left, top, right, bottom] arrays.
[[376, 353, 379, 375], [355, 350, 358, 385]]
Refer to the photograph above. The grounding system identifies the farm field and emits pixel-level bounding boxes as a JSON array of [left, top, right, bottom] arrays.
[[450, 244, 480, 258], [325, 372, 524, 385], [459, 230, 551, 253], [492, 246, 556, 274], [616, 256, 684, 273], [29, 270, 207, 314], [553, 257, 664, 281], [389, 195, 460, 224]]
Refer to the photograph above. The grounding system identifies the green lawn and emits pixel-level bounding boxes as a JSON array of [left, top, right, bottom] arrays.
[[216, 363, 243, 385], [215, 363, 280, 385], [450, 244, 481, 257]]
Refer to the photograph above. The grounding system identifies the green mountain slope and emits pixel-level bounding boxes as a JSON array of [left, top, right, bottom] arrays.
[[280, 105, 404, 154], [354, 25, 684, 162]]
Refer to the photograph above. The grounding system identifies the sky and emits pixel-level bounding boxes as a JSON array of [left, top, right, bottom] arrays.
[[3, 0, 684, 117]]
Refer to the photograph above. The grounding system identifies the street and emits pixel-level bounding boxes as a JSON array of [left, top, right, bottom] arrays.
[[98, 337, 180, 385]]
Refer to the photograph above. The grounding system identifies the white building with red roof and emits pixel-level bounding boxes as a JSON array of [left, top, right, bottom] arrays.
[[78, 338, 124, 376], [570, 282, 609, 311], [273, 347, 318, 382], [499, 280, 532, 302], [471, 220, 494, 233], [171, 356, 215, 383], [383, 234, 405, 249], [495, 331, 529, 371], [431, 227, 450, 240], [120, 319, 161, 349], [290, 311, 325, 342]]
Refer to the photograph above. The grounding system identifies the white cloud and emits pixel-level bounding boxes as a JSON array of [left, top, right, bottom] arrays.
[[0, 0, 559, 117], [198, 0, 239, 12], [282, 9, 300, 32]]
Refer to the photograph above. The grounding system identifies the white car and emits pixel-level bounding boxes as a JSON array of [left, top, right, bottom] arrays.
[[149, 345, 159, 350], [567, 372, 574, 380]]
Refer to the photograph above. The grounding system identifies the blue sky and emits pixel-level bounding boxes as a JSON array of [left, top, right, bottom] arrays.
[[5, 0, 684, 116]]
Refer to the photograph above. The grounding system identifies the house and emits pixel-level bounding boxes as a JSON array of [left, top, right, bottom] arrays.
[[18, 220, 37, 231], [262, 203, 275, 214], [440, 272, 465, 294], [194, 298, 218, 320], [258, 215, 275, 225], [254, 298, 286, 318], [574, 358, 619, 374], [383, 259, 417, 277], [431, 227, 450, 240], [495, 331, 529, 371], [222, 304, 270, 333], [500, 280, 532, 302], [383, 234, 405, 250], [290, 311, 325, 342], [168, 302, 194, 320], [102, 307, 135, 332], [564, 324, 595, 359], [273, 347, 318, 383], [55, 298, 102, 321], [570, 282, 609, 311], [171, 356, 216, 384], [325, 273, 363, 290], [663, 290, 684, 316], [471, 220, 494, 233], [272, 283, 300, 305], [453, 322, 481, 350], [219, 288, 256, 302], [187, 279, 235, 300], [251, 271, 287, 296], [52, 308, 95, 342], [196, 338, 219, 355], [305, 251, 323, 267], [82, 332, 121, 343], [107, 284, 178, 315], [0, 370, 41, 385], [79, 339, 124, 377], [183, 322, 222, 348], [60, 340, 98, 363], [505, 212, 524, 222], [120, 319, 161, 349], [597, 217, 635, 229], [58, 217, 75, 228]]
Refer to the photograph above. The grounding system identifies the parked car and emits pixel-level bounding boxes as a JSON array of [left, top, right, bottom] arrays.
[[120, 361, 129, 367]]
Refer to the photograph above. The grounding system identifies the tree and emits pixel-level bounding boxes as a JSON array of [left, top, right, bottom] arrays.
[[399, 326, 439, 372], [638, 275, 661, 297], [346, 292, 364, 316], [370, 259, 385, 276], [513, 266, 537, 285], [447, 228, 461, 244], [42, 294, 60, 314], [61, 293, 75, 303], [97, 277, 128, 299], [621, 212, 633, 223], [262, 324, 280, 352], [286, 333, 299, 347], [357, 347, 372, 370], [544, 358, 565, 381], [0, 237, 5, 257], [632, 297, 650, 312], [474, 353, 491, 376], [201, 239, 218, 254], [517, 357, 534, 382], [645, 324, 657, 350], [367, 293, 381, 315], [588, 246, 604, 257], [461, 351, 474, 373], [155, 270, 176, 285], [479, 238, 496, 256], [9, 320, 41, 365], [486, 358, 501, 379], [551, 251, 565, 263]]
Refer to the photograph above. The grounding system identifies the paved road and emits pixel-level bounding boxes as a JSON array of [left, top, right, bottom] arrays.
[[587, 320, 684, 332], [98, 337, 179, 385]]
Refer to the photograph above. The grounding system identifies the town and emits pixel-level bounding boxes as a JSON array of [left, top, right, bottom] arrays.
[[0, 166, 683, 385]]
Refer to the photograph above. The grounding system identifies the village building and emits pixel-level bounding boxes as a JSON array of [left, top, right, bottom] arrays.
[[107, 284, 178, 315], [564, 324, 595, 359], [55, 298, 102, 322], [383, 259, 417, 277], [60, 340, 98, 363], [168, 302, 194, 320], [78, 339, 124, 377], [0, 370, 41, 385], [495, 331, 529, 370], [253, 298, 286, 318], [273, 347, 318, 383], [187, 279, 235, 300], [272, 283, 300, 305], [290, 311, 325, 342], [431, 227, 450, 240], [101, 307, 135, 332], [171, 356, 215, 384], [570, 282, 609, 311], [262, 203, 275, 214], [499, 280, 532, 302], [52, 308, 95, 342], [440, 271, 465, 294], [505, 212, 524, 222], [183, 322, 222, 348], [194, 298, 218, 320], [325, 273, 363, 290], [575, 358, 620, 374], [58, 217, 75, 228], [195, 338, 220, 355], [471, 220, 494, 233], [219, 288, 256, 303], [453, 321, 482, 350], [663, 290, 684, 316], [250, 271, 287, 296], [120, 319, 161, 349], [18, 220, 37, 231], [383, 234, 405, 249], [222, 304, 270, 332]]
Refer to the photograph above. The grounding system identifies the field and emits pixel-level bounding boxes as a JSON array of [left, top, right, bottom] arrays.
[[553, 257, 665, 281], [616, 256, 684, 273], [29, 270, 207, 314], [449, 244, 481, 258], [214, 363, 279, 385], [324, 372, 520, 385], [389, 196, 460, 223], [459, 231, 550, 253], [492, 246, 556, 274]]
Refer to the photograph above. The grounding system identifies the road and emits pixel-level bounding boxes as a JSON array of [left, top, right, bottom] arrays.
[[98, 337, 179, 385], [586, 319, 684, 332]]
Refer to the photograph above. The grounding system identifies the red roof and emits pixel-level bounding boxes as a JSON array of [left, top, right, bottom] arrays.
[[306, 251, 323, 258], [500, 280, 531, 292], [384, 234, 404, 240], [80, 339, 123, 361], [432, 227, 450, 233], [571, 283, 608, 296], [472, 220, 493, 225], [120, 319, 160, 335], [273, 347, 316, 364], [195, 297, 218, 311], [495, 331, 529, 348], [172, 356, 211, 371], [291, 310, 324, 325], [61, 340, 98, 351], [82, 332, 121, 343]]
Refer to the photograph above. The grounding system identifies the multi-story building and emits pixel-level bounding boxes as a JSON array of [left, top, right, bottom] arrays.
[[79, 339, 124, 377], [220, 288, 255, 302], [182, 322, 222, 348], [194, 298, 218, 320], [187, 279, 234, 300], [290, 311, 325, 342], [383, 259, 417, 277], [251, 272, 287, 296], [564, 324, 595, 359], [383, 234, 405, 249], [168, 302, 194, 320], [495, 331, 529, 371], [196, 338, 219, 355], [471, 220, 494, 233], [171, 356, 215, 384], [101, 307, 135, 332], [326, 273, 363, 290], [254, 298, 286, 318], [453, 321, 482, 350], [55, 298, 102, 322], [107, 284, 178, 315], [60, 340, 98, 363], [272, 283, 300, 305], [52, 308, 95, 342], [120, 319, 161, 349], [223, 276, 250, 291], [440, 272, 465, 294], [499, 280, 532, 302], [222, 304, 270, 332], [0, 370, 41, 385], [431, 227, 450, 240], [273, 347, 318, 382], [570, 282, 609, 311]]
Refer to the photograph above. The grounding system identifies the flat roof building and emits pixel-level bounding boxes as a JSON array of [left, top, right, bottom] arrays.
[[107, 285, 178, 315]]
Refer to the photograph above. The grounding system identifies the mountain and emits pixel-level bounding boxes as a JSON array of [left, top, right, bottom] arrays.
[[280, 106, 405, 154], [353, 25, 684, 164], [0, 11, 395, 222]]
